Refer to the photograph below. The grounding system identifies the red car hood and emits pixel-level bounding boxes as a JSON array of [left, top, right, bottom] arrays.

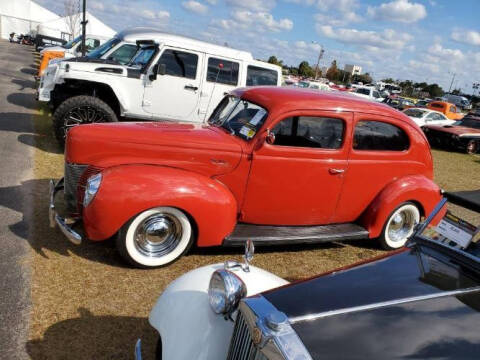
[[65, 122, 244, 176], [424, 124, 480, 137]]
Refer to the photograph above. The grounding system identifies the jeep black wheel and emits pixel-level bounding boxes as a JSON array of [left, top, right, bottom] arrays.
[[53, 95, 118, 146]]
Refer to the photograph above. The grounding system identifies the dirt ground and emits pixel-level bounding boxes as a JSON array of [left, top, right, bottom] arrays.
[[26, 55, 480, 359]]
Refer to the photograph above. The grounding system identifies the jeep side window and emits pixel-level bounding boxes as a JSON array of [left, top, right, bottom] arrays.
[[272, 116, 345, 149], [108, 44, 137, 65], [207, 58, 239, 86], [158, 49, 198, 79], [354, 121, 409, 151], [246, 66, 278, 86]]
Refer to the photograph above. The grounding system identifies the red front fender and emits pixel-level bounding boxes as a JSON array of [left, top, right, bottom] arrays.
[[83, 165, 238, 246], [360, 175, 441, 238]]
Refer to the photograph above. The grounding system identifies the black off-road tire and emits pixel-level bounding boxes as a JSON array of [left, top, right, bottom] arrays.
[[53, 95, 118, 146]]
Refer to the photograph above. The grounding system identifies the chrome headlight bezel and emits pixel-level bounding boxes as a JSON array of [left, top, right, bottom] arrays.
[[83, 173, 102, 207], [208, 269, 247, 315]]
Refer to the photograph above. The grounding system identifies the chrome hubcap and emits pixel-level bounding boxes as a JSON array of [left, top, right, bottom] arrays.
[[64, 106, 110, 137], [134, 214, 183, 257], [388, 209, 417, 243]]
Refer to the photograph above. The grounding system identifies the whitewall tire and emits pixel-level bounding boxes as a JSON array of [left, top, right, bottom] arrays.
[[379, 202, 420, 250], [117, 207, 193, 268]]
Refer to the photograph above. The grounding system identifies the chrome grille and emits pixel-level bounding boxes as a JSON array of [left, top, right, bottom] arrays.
[[227, 311, 267, 360], [64, 163, 88, 212]]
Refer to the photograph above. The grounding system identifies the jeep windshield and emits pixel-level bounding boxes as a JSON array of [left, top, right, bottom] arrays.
[[208, 96, 268, 141], [127, 46, 156, 69], [87, 37, 121, 59]]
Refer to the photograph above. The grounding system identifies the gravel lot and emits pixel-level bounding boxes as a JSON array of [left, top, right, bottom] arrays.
[[1, 42, 479, 359]]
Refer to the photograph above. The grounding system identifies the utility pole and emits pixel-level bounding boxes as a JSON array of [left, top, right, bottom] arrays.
[[80, 0, 87, 56], [448, 72, 456, 93], [311, 41, 324, 80]]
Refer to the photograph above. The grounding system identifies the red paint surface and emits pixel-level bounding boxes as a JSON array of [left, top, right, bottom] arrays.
[[66, 87, 439, 246]]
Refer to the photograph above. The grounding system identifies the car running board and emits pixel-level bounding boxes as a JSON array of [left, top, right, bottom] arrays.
[[224, 223, 369, 246]]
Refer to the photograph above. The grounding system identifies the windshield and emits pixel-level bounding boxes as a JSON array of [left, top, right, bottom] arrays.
[[209, 96, 268, 141], [87, 37, 120, 59], [404, 109, 427, 118], [454, 118, 480, 129], [62, 35, 82, 49], [128, 46, 156, 68]]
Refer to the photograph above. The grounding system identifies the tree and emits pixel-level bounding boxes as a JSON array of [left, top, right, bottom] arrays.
[[298, 61, 314, 78], [64, 0, 81, 39], [424, 83, 444, 98], [267, 56, 283, 67], [325, 60, 338, 81], [354, 73, 372, 85], [381, 78, 395, 84]]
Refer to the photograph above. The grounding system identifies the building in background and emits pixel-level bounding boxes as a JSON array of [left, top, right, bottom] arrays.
[[344, 64, 362, 76]]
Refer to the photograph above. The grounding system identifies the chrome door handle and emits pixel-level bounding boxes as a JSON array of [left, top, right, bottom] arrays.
[[184, 84, 198, 91], [329, 168, 345, 174]]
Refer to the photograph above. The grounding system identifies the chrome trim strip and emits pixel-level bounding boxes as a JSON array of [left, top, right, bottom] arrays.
[[49, 179, 56, 228], [289, 286, 480, 324], [134, 339, 142, 360], [55, 215, 82, 245]]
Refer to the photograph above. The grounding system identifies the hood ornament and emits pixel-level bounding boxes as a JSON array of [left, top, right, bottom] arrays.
[[224, 239, 255, 272]]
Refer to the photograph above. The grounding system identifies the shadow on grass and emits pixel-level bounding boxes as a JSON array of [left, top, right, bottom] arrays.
[[12, 77, 36, 90], [20, 67, 36, 76], [7, 93, 37, 110], [26, 308, 158, 360]]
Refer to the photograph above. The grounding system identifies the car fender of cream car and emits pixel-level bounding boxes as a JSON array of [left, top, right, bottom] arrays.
[[148, 262, 288, 360]]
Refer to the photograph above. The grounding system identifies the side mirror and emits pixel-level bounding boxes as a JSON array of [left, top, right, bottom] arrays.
[[158, 63, 166, 75], [149, 64, 158, 81], [265, 129, 276, 145]]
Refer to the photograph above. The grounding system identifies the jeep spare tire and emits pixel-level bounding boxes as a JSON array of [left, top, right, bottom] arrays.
[[53, 95, 118, 146]]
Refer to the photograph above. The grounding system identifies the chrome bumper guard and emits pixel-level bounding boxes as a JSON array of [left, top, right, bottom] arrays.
[[134, 339, 142, 360], [49, 178, 83, 245]]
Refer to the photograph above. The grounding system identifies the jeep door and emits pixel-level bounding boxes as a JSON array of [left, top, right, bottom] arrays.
[[241, 111, 352, 225], [143, 47, 204, 121]]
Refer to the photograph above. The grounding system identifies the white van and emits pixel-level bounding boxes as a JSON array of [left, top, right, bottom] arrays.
[[37, 31, 282, 144]]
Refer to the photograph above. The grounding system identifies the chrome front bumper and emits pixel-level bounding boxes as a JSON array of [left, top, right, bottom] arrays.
[[49, 178, 83, 245]]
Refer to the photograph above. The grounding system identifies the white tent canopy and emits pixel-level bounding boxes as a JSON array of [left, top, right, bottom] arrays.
[[0, 0, 59, 39], [38, 11, 116, 40]]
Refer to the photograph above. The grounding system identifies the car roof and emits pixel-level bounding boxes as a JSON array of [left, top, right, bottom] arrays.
[[233, 86, 415, 122]]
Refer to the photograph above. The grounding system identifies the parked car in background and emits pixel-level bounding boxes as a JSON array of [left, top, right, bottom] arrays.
[[137, 190, 480, 360], [351, 86, 384, 102], [37, 34, 110, 76], [423, 114, 480, 154], [444, 93, 472, 110], [414, 99, 430, 108], [427, 101, 464, 120], [49, 87, 440, 268], [38, 32, 282, 145], [403, 108, 455, 128]]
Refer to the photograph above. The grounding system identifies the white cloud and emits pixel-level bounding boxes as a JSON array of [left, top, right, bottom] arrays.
[[205, 0, 217, 4], [315, 0, 359, 13], [89, 1, 104, 11], [225, 0, 277, 11], [182, 1, 208, 15], [219, 10, 293, 32], [367, 0, 427, 23], [140, 9, 156, 20], [428, 43, 464, 62], [317, 25, 412, 50], [157, 11, 170, 20], [451, 29, 480, 46]]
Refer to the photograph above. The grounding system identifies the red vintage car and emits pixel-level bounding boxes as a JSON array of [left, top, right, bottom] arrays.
[[49, 87, 441, 268]]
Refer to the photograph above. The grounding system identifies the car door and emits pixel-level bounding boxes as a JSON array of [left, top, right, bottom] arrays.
[[143, 47, 204, 121], [241, 111, 352, 225]]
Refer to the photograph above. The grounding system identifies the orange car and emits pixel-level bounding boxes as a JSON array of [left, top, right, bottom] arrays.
[[427, 101, 464, 120], [38, 50, 66, 77]]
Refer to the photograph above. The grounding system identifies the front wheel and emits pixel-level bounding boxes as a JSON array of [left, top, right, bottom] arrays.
[[378, 202, 420, 250], [116, 207, 194, 268], [53, 95, 118, 146]]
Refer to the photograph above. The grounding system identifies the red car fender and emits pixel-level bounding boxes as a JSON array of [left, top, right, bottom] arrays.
[[82, 165, 238, 246], [360, 175, 441, 238]]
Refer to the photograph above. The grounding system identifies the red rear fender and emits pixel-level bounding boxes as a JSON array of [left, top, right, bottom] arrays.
[[360, 175, 441, 238], [82, 165, 238, 246]]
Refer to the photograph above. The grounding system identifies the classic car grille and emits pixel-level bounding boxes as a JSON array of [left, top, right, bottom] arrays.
[[64, 163, 88, 212], [227, 311, 268, 360]]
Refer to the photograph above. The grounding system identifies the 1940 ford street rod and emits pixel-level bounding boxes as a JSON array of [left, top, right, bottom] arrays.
[[49, 87, 441, 268]]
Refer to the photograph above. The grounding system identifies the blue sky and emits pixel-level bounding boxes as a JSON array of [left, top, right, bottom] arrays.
[[36, 0, 480, 94]]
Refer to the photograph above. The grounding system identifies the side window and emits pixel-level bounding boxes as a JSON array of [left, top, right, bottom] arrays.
[[373, 91, 380, 98], [207, 57, 239, 85], [158, 49, 198, 79], [108, 44, 137, 65], [85, 38, 100, 51], [354, 121, 409, 151], [450, 106, 456, 113], [272, 116, 345, 149], [426, 113, 437, 120], [246, 66, 278, 86]]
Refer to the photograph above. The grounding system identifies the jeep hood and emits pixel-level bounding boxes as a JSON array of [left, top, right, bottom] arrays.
[[66, 122, 243, 177]]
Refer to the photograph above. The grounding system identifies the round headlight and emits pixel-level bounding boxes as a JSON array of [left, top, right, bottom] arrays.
[[208, 269, 247, 315], [83, 173, 102, 207]]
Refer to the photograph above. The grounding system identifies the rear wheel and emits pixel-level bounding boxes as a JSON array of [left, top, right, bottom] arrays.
[[378, 202, 420, 250], [116, 207, 193, 268], [466, 140, 478, 155], [53, 95, 118, 146]]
